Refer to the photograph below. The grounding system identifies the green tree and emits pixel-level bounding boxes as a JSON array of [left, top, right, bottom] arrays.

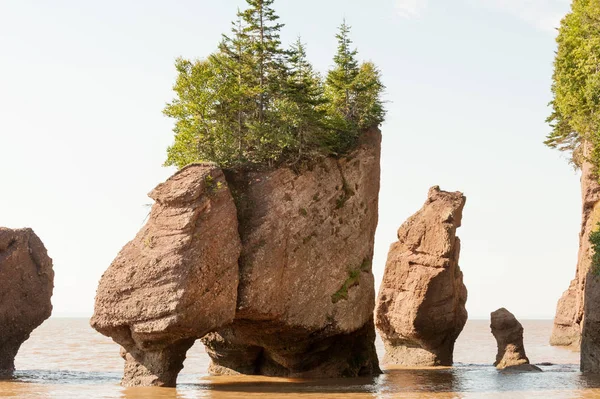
[[325, 20, 361, 148], [163, 2, 386, 170], [238, 0, 291, 165], [163, 57, 240, 169], [547, 0, 600, 169], [324, 21, 385, 153], [281, 38, 328, 161], [217, 13, 256, 164], [354, 61, 386, 131]]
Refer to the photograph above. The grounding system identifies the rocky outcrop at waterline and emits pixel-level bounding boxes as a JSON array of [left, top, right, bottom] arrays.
[[91, 164, 242, 386], [491, 308, 541, 372], [0, 228, 54, 374], [375, 186, 468, 367], [91, 128, 382, 386], [551, 157, 600, 349]]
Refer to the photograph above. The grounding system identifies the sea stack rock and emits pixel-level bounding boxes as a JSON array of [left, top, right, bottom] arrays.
[[203, 128, 382, 378], [0, 228, 54, 374], [375, 186, 468, 367], [551, 154, 600, 349], [91, 128, 382, 385], [91, 164, 242, 387], [491, 308, 540, 371]]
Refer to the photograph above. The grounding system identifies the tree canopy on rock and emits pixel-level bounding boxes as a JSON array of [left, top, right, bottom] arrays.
[[163, 0, 386, 169], [547, 0, 600, 169]]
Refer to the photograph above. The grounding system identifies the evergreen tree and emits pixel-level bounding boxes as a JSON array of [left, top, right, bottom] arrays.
[[547, 0, 600, 169], [282, 38, 328, 161], [354, 61, 386, 130], [163, 56, 242, 169], [325, 20, 361, 145], [217, 13, 255, 164], [325, 21, 385, 153], [239, 0, 291, 165], [163, 2, 386, 170]]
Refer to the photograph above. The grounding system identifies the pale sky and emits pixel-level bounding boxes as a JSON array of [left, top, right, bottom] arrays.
[[0, 0, 575, 319]]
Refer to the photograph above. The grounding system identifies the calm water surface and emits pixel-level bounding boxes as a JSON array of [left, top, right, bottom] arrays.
[[1, 319, 598, 398]]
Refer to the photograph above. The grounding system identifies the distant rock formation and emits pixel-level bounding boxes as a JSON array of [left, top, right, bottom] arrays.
[[491, 308, 541, 372], [375, 186, 468, 367], [551, 155, 600, 349], [0, 228, 54, 374], [91, 164, 242, 387], [92, 128, 382, 386]]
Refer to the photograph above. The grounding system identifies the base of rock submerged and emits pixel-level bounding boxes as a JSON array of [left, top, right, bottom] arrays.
[[499, 364, 543, 373], [120, 339, 195, 387], [0, 340, 19, 375], [204, 319, 381, 378], [382, 343, 453, 367]]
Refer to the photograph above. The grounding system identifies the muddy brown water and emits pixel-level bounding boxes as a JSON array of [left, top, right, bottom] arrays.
[[1, 319, 600, 398]]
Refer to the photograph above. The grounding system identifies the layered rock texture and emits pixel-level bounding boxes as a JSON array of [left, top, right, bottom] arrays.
[[581, 153, 600, 372], [91, 164, 242, 386], [0, 228, 54, 374], [491, 308, 540, 372], [551, 157, 600, 349], [375, 187, 468, 367], [92, 128, 382, 385]]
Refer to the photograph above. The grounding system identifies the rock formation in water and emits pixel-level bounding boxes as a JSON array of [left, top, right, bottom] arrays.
[[375, 186, 468, 367], [91, 164, 242, 387], [203, 128, 381, 378], [551, 156, 600, 349], [0, 228, 54, 374], [491, 308, 541, 372], [92, 128, 382, 385]]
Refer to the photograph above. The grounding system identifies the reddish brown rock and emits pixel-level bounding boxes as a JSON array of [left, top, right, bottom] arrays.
[[552, 157, 600, 349], [202, 128, 382, 378], [91, 164, 241, 387], [491, 308, 540, 371], [0, 228, 54, 374], [375, 186, 468, 367]]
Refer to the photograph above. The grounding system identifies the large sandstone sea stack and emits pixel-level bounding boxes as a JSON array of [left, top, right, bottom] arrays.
[[0, 228, 54, 374], [91, 128, 382, 386], [551, 156, 600, 349], [375, 186, 468, 367]]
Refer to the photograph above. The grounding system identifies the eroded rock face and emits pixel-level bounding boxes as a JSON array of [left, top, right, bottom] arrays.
[[91, 164, 242, 387], [202, 128, 382, 378], [491, 308, 540, 371], [375, 186, 468, 367], [551, 157, 600, 349], [0, 228, 54, 374]]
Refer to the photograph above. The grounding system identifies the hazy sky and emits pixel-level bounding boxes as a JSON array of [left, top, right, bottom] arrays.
[[0, 0, 576, 319]]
